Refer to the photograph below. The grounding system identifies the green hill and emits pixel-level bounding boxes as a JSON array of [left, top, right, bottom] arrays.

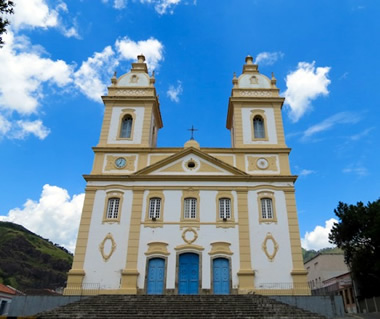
[[302, 246, 343, 263], [0, 221, 73, 291]]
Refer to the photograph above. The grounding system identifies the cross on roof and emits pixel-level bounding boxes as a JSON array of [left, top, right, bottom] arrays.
[[187, 125, 198, 140]]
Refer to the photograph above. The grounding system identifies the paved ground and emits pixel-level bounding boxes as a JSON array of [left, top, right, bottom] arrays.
[[342, 313, 380, 319]]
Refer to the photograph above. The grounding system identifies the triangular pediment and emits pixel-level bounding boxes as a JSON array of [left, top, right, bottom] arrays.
[[134, 147, 248, 176]]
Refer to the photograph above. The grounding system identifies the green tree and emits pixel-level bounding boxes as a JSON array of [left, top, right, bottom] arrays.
[[329, 199, 380, 298], [0, 0, 14, 47]]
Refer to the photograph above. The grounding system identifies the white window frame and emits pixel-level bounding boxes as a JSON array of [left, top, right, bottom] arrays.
[[219, 198, 231, 220], [107, 198, 120, 219], [261, 198, 273, 219], [149, 197, 161, 219], [184, 198, 197, 219]]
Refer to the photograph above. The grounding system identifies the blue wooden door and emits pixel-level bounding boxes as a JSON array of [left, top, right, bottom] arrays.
[[147, 258, 165, 294], [213, 258, 230, 294], [178, 253, 199, 294]]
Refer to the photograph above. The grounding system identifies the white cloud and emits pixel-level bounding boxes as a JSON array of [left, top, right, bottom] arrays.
[[9, 0, 79, 39], [0, 31, 73, 115], [167, 81, 183, 102], [343, 164, 368, 177], [299, 169, 315, 177], [301, 218, 337, 250], [140, 0, 181, 14], [0, 184, 84, 252], [302, 112, 359, 139], [10, 0, 59, 30], [12, 120, 50, 139], [254, 51, 284, 66], [0, 115, 12, 136], [113, 0, 127, 9], [73, 46, 116, 102], [0, 32, 164, 140], [349, 127, 374, 141], [116, 37, 164, 71], [284, 61, 331, 122]]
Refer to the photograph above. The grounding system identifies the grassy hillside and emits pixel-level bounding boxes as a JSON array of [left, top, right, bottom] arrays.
[[0, 221, 73, 291]]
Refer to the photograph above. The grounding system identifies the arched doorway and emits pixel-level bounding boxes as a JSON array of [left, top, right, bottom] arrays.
[[178, 253, 199, 294]]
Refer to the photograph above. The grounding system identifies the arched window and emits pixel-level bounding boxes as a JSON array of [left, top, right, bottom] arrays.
[[184, 198, 197, 219], [107, 197, 120, 219], [149, 197, 161, 219], [253, 116, 265, 138], [261, 198, 273, 219], [219, 198, 231, 220], [120, 115, 133, 138]]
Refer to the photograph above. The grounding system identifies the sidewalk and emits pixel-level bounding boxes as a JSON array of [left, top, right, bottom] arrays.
[[343, 313, 380, 319]]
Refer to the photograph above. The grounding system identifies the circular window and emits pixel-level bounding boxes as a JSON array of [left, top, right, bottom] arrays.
[[187, 161, 196, 168]]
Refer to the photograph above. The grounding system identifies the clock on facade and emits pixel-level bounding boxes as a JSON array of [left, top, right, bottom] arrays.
[[115, 157, 127, 168]]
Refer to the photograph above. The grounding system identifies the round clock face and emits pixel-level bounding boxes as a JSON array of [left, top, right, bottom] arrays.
[[115, 157, 127, 168], [257, 158, 269, 170]]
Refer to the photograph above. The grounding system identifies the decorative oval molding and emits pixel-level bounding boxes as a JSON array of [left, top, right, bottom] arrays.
[[262, 232, 279, 262], [99, 233, 117, 262]]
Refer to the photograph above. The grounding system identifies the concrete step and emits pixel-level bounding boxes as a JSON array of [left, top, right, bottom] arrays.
[[36, 295, 327, 319]]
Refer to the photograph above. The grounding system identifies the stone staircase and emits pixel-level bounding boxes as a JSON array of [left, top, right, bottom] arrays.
[[35, 295, 327, 318]]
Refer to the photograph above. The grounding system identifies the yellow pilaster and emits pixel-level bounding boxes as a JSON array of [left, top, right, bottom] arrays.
[[64, 189, 96, 295], [284, 189, 310, 295], [120, 190, 144, 293], [236, 190, 255, 293]]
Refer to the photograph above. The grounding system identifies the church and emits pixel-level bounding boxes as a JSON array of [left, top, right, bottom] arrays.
[[65, 55, 309, 295]]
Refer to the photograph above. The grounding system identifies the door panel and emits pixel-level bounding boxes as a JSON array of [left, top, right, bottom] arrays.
[[147, 258, 165, 294], [178, 253, 199, 295], [213, 258, 230, 294]]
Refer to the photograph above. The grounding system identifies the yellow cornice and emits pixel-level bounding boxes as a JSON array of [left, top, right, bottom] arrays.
[[91, 146, 292, 153], [83, 174, 298, 183]]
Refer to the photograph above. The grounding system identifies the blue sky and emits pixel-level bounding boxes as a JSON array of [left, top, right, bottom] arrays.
[[0, 0, 379, 251]]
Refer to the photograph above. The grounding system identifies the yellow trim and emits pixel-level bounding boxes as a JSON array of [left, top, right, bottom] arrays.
[[250, 109, 269, 141], [121, 190, 144, 294], [99, 233, 117, 261], [215, 191, 235, 228], [284, 189, 311, 295], [257, 191, 277, 224], [236, 190, 255, 293], [180, 189, 200, 224], [145, 242, 170, 256], [65, 189, 96, 294], [102, 190, 124, 223], [174, 244, 204, 251], [116, 109, 136, 141], [209, 241, 233, 256], [144, 190, 165, 227]]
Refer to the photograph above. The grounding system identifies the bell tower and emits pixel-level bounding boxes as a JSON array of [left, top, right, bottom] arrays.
[[97, 54, 163, 148], [226, 56, 286, 148]]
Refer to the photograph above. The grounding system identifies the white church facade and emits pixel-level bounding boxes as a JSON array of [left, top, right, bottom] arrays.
[[65, 55, 310, 295]]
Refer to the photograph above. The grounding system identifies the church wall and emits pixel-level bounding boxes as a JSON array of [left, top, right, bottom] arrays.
[[107, 106, 144, 144], [82, 189, 133, 289], [247, 190, 293, 287], [135, 188, 241, 292], [241, 107, 278, 144]]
